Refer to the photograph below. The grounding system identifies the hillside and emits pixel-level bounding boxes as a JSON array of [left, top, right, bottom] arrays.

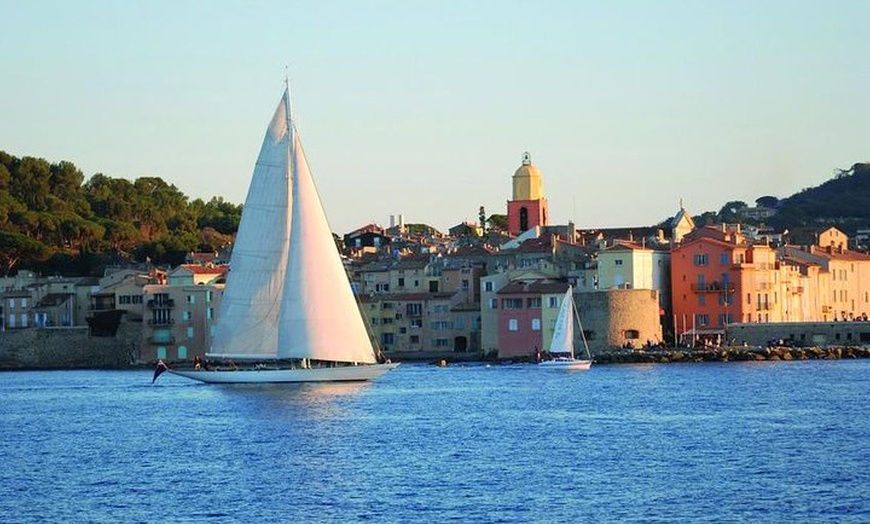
[[689, 162, 870, 235]]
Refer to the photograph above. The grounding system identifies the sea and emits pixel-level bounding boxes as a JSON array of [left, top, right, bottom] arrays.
[[1, 360, 867, 524]]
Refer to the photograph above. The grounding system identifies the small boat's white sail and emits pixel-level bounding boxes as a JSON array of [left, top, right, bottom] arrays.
[[207, 90, 293, 360], [549, 287, 575, 357], [276, 103, 377, 364]]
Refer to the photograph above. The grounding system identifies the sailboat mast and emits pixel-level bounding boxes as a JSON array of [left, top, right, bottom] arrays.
[[570, 287, 592, 360]]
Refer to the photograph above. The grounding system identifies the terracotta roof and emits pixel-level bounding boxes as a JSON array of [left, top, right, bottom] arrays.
[[179, 264, 228, 275], [497, 280, 569, 295]]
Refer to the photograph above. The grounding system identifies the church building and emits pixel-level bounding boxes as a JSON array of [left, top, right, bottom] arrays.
[[507, 152, 549, 236]]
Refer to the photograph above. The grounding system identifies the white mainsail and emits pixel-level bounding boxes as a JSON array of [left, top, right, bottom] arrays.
[[207, 90, 293, 360], [549, 287, 575, 357], [276, 104, 377, 364], [163, 83, 398, 384]]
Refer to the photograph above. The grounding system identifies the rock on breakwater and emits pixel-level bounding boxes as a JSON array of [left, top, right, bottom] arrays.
[[593, 346, 870, 364]]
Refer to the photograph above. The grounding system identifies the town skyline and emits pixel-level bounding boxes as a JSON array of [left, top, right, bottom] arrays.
[[2, 2, 868, 235]]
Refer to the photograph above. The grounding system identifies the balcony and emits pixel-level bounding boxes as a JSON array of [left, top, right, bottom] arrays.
[[147, 299, 175, 309], [690, 282, 735, 294], [147, 318, 175, 326]]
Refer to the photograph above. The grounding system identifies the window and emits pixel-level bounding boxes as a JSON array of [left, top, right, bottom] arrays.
[[694, 254, 709, 266], [549, 297, 559, 308], [696, 314, 710, 326], [508, 319, 518, 331], [399, 327, 407, 334], [406, 303, 422, 316], [157, 347, 167, 359], [382, 333, 394, 345], [531, 318, 541, 331], [456, 318, 464, 329], [435, 338, 451, 348], [410, 335, 419, 344], [207, 308, 213, 320], [410, 318, 422, 328], [489, 298, 498, 309], [398, 277, 405, 287], [614, 259, 623, 266], [698, 295, 706, 306], [527, 297, 541, 309], [382, 317, 394, 325], [720, 252, 729, 265], [206, 291, 212, 303], [177, 346, 188, 360], [187, 327, 194, 338], [484, 281, 494, 292], [502, 298, 523, 309], [462, 279, 469, 291], [183, 311, 191, 321], [432, 320, 452, 330], [625, 329, 639, 339], [187, 295, 195, 304], [382, 302, 394, 310]]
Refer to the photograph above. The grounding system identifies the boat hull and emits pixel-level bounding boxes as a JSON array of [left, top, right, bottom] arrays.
[[538, 358, 592, 371], [167, 363, 400, 384]]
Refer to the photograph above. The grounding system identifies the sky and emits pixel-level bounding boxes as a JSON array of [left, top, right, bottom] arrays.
[[1, 1, 868, 235]]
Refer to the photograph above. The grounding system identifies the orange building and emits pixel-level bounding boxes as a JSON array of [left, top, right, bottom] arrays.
[[672, 225, 870, 345], [671, 225, 781, 344]]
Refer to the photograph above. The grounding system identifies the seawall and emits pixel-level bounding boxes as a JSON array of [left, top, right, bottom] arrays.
[[0, 322, 141, 370]]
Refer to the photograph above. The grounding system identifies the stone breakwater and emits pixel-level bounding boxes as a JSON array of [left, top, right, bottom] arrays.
[[0, 323, 141, 370], [593, 346, 870, 364]]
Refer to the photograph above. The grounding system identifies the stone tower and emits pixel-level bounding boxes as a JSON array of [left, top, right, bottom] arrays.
[[507, 152, 549, 236]]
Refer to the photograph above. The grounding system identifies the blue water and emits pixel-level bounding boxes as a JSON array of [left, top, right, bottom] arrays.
[[1, 361, 867, 523]]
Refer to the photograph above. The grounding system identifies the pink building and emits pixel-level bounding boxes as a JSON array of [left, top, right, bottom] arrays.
[[496, 280, 568, 359]]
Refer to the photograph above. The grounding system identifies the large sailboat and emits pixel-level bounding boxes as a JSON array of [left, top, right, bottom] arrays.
[[165, 84, 398, 384], [538, 286, 593, 371]]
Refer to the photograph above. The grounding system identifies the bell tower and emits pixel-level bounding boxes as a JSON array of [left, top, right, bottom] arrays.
[[507, 152, 548, 236]]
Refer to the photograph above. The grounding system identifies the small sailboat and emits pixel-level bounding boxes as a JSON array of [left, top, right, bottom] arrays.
[[538, 286, 593, 370], [166, 83, 398, 384]]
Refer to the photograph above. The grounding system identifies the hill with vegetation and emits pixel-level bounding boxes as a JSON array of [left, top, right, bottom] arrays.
[[0, 151, 241, 275], [686, 162, 870, 235]]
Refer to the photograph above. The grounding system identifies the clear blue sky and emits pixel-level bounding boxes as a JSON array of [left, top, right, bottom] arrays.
[[2, 1, 867, 234]]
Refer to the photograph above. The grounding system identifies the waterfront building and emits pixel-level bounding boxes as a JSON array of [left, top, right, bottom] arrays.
[[597, 240, 672, 339], [1, 290, 33, 330], [780, 227, 870, 321], [352, 247, 486, 356], [140, 281, 223, 363], [671, 225, 778, 344], [507, 152, 548, 236], [496, 279, 566, 359]]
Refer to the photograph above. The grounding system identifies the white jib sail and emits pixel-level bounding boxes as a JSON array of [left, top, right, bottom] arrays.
[[208, 90, 293, 360], [277, 112, 377, 364], [549, 287, 575, 357]]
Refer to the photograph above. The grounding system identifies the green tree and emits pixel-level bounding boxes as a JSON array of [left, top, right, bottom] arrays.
[[0, 231, 51, 274]]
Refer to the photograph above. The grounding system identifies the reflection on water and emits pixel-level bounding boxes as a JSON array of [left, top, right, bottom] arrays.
[[213, 381, 373, 420]]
